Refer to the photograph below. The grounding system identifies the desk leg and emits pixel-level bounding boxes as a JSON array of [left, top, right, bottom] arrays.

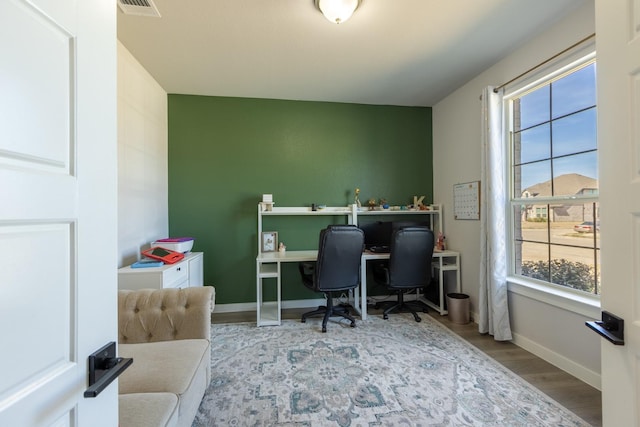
[[439, 263, 445, 315], [256, 260, 261, 325], [276, 262, 282, 325], [455, 254, 461, 293], [351, 286, 360, 317], [360, 261, 367, 321]]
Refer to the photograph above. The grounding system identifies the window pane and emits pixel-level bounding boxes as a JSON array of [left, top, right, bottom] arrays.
[[552, 63, 596, 118], [519, 208, 549, 243], [519, 85, 550, 129], [563, 201, 600, 248], [547, 219, 579, 246], [571, 220, 600, 248], [552, 108, 597, 157], [550, 245, 598, 294], [517, 123, 550, 164], [552, 151, 598, 195], [519, 241, 550, 281], [515, 160, 551, 197], [548, 209, 600, 249]]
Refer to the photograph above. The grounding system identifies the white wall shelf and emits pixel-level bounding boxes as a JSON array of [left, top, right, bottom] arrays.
[[257, 204, 443, 255]]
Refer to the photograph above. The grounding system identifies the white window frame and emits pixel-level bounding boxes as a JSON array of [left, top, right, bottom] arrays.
[[502, 49, 601, 317]]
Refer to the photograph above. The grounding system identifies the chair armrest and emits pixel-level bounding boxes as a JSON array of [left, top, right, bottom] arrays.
[[118, 287, 215, 344]]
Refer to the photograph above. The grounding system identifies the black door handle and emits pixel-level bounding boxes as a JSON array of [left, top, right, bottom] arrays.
[[84, 342, 133, 398], [585, 311, 625, 345]]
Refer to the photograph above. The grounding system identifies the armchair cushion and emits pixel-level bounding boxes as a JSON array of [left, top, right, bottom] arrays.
[[119, 393, 179, 427], [118, 339, 210, 395]]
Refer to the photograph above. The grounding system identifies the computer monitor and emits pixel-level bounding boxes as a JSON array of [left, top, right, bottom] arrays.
[[359, 221, 392, 249], [359, 220, 430, 252]]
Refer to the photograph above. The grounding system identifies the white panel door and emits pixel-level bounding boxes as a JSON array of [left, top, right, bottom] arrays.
[[596, 0, 640, 425], [0, 0, 118, 425]]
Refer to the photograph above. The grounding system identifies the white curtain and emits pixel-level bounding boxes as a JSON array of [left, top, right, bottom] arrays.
[[479, 86, 512, 341]]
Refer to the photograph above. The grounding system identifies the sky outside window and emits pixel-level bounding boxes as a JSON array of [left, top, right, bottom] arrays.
[[552, 64, 596, 118], [514, 62, 597, 190]]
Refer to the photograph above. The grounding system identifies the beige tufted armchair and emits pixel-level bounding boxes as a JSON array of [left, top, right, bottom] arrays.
[[117, 286, 215, 427]]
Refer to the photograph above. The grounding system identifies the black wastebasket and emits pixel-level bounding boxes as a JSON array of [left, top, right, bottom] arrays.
[[446, 293, 470, 324]]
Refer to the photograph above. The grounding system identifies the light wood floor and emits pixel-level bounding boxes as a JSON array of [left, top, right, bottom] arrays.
[[212, 307, 602, 426]]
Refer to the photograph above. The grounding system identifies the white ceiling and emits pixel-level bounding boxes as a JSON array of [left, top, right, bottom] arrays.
[[117, 0, 587, 107]]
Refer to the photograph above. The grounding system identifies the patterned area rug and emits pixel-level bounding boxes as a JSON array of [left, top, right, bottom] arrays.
[[193, 314, 591, 426]]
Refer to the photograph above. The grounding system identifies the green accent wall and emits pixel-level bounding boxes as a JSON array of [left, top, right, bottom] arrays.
[[168, 95, 432, 305]]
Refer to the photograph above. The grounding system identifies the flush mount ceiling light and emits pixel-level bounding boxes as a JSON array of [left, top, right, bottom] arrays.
[[314, 0, 361, 24]]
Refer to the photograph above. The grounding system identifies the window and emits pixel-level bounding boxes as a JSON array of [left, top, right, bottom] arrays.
[[507, 58, 600, 296], [535, 206, 547, 218]]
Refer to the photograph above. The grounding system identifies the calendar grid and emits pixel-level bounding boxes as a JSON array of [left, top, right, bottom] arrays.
[[453, 181, 480, 220]]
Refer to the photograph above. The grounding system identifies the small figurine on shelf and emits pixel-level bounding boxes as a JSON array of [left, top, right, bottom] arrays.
[[368, 198, 377, 210], [262, 194, 274, 212], [436, 233, 446, 251], [380, 198, 389, 209], [354, 188, 361, 208], [278, 242, 286, 253]]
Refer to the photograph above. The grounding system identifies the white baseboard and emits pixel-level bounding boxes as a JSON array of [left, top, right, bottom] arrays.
[[423, 312, 603, 392], [460, 311, 601, 391], [511, 331, 601, 391]]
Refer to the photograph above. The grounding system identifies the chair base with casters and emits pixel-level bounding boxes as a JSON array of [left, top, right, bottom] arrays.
[[374, 290, 430, 322], [301, 293, 356, 333]]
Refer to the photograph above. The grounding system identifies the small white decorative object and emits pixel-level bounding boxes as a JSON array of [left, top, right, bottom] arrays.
[[261, 194, 274, 211], [278, 242, 286, 252]]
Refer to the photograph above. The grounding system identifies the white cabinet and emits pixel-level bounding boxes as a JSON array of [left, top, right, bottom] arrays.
[[118, 252, 204, 290], [188, 252, 204, 286]]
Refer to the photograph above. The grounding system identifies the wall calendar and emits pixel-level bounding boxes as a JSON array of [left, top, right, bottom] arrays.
[[453, 181, 480, 220]]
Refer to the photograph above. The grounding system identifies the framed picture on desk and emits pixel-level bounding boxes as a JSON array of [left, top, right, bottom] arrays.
[[261, 231, 278, 252]]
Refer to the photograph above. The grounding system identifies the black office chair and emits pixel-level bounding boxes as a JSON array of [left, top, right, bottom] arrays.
[[299, 225, 365, 332], [373, 227, 434, 322]]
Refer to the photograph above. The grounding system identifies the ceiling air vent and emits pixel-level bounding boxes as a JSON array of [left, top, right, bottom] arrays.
[[118, 0, 161, 18]]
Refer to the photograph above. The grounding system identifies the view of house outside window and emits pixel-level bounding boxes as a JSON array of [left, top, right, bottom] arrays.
[[508, 59, 600, 295]]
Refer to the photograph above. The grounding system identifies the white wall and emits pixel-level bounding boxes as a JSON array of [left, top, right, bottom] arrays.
[[433, 1, 601, 389], [117, 41, 168, 267]]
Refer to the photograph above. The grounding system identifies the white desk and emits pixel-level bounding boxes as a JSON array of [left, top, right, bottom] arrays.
[[256, 249, 460, 326], [360, 249, 461, 316]]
